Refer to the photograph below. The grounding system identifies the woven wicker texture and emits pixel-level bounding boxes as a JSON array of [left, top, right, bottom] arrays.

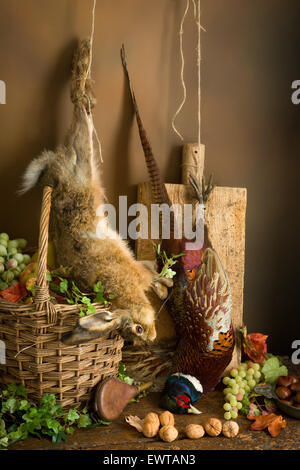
[[0, 187, 123, 408]]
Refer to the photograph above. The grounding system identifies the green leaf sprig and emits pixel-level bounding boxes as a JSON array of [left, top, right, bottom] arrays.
[[153, 243, 184, 279], [0, 383, 110, 450], [47, 271, 115, 318]]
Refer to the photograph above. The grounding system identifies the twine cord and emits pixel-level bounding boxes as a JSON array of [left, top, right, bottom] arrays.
[[87, 0, 104, 163], [172, 0, 205, 149]]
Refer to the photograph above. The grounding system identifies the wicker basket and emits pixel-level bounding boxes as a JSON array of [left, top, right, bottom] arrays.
[[0, 186, 123, 408]]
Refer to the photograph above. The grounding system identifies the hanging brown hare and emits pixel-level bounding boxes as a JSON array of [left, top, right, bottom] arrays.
[[20, 39, 171, 345]]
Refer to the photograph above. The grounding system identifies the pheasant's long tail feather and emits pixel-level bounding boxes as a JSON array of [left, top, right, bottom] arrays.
[[121, 44, 170, 206]]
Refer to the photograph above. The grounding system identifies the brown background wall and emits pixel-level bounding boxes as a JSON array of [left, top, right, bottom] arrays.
[[0, 0, 299, 355]]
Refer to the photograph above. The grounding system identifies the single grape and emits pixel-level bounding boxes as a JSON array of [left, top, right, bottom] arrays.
[[252, 363, 260, 371], [0, 280, 8, 291], [0, 263, 4, 274], [0, 233, 9, 241], [223, 376, 230, 386], [13, 253, 24, 264], [2, 271, 14, 283], [236, 393, 243, 401], [239, 363, 248, 370], [6, 259, 18, 270], [228, 379, 236, 387], [231, 384, 239, 394], [223, 387, 232, 395], [224, 412, 232, 420], [244, 384, 250, 392], [0, 239, 8, 248], [223, 403, 232, 411], [226, 393, 234, 402], [238, 388, 245, 396], [254, 371, 261, 381], [236, 402, 243, 410], [0, 257, 5, 264], [247, 368, 255, 376], [231, 411, 238, 419], [16, 239, 27, 250], [23, 254, 31, 265], [248, 379, 256, 388], [0, 245, 7, 257], [229, 397, 237, 407], [238, 370, 246, 379], [230, 369, 238, 378], [8, 248, 18, 256], [19, 263, 26, 272], [12, 267, 21, 277], [7, 240, 18, 250]]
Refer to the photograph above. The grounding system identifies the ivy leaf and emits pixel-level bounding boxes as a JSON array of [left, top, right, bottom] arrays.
[[59, 279, 69, 294], [77, 413, 92, 428], [65, 409, 80, 424], [261, 357, 288, 384], [0, 418, 7, 438], [46, 270, 52, 282]]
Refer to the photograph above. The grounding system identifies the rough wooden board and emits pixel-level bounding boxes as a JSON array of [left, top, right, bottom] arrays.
[[10, 390, 300, 450], [135, 182, 247, 373]]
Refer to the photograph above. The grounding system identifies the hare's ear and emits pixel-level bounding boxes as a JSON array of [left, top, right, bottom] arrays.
[[19, 150, 56, 195], [61, 310, 127, 346]]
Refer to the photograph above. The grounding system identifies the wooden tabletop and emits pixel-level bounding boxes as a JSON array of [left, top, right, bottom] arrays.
[[11, 390, 300, 451]]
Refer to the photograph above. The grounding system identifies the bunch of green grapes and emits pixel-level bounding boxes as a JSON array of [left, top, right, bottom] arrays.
[[222, 361, 262, 420], [0, 233, 31, 291]]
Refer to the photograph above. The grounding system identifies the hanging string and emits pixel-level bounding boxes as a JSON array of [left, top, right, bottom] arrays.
[[172, 0, 205, 148], [87, 0, 104, 163], [171, 0, 190, 141]]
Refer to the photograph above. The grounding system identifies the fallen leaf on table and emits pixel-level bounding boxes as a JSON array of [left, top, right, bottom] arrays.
[[248, 413, 287, 437]]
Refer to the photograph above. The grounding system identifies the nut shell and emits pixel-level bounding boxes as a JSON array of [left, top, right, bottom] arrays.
[[204, 418, 222, 436], [277, 376, 293, 387], [159, 425, 178, 443], [222, 420, 239, 438], [142, 420, 159, 438], [185, 424, 205, 439], [144, 412, 160, 427], [159, 411, 175, 427], [276, 386, 292, 400], [291, 383, 300, 393]]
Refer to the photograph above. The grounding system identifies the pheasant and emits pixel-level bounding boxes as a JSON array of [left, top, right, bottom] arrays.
[[121, 47, 235, 411]]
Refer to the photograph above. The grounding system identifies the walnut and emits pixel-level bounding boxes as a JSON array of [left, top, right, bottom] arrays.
[[159, 425, 178, 442], [142, 420, 160, 438], [185, 424, 205, 439], [204, 418, 222, 436], [159, 411, 175, 427], [144, 412, 160, 428], [222, 420, 239, 438]]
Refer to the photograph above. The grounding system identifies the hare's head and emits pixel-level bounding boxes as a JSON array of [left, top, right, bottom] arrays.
[[62, 304, 156, 346]]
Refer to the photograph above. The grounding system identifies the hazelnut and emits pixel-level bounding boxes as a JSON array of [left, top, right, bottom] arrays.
[[276, 386, 292, 400], [277, 376, 293, 387], [159, 425, 178, 443], [222, 420, 239, 438], [159, 411, 175, 427], [185, 424, 205, 439], [295, 392, 300, 404], [142, 420, 160, 438], [288, 374, 299, 385], [291, 383, 300, 393], [204, 418, 222, 436]]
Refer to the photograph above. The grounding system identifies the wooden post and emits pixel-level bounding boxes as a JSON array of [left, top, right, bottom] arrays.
[[182, 143, 205, 185]]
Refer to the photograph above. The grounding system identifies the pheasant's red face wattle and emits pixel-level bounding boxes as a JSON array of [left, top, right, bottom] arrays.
[[174, 394, 191, 409]]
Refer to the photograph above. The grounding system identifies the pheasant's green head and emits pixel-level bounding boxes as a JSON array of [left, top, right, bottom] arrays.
[[160, 373, 203, 415]]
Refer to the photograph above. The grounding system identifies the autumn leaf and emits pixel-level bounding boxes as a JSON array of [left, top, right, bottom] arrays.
[[248, 413, 286, 437], [0, 283, 27, 303]]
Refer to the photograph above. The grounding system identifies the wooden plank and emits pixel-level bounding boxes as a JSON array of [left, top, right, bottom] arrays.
[[182, 143, 205, 185], [135, 182, 247, 373]]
